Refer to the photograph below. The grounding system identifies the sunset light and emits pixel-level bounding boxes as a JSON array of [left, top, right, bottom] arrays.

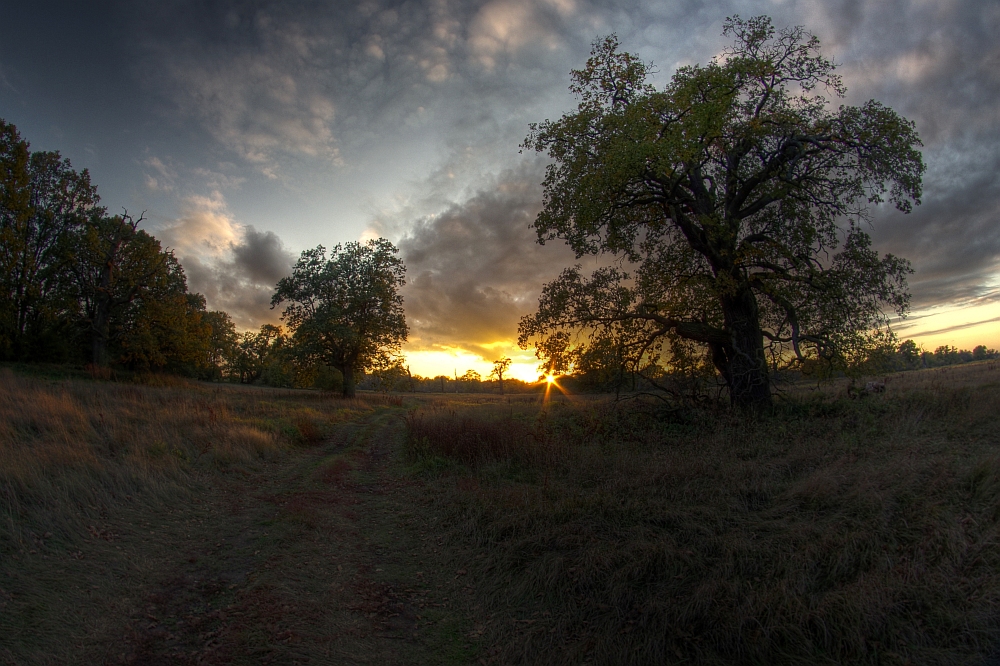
[[5, 3, 999, 662], [403, 347, 540, 383]]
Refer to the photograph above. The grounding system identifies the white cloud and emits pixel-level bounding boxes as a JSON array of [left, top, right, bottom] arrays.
[[142, 156, 177, 191], [468, 0, 564, 69]]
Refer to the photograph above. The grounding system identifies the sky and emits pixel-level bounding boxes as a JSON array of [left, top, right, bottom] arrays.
[[1, 0, 997, 381]]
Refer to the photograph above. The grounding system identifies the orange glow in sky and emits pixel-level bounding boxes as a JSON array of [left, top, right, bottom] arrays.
[[402, 345, 541, 382]]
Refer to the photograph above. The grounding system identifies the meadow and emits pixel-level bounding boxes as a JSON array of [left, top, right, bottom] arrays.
[[406, 363, 1000, 665], [2, 362, 1000, 664]]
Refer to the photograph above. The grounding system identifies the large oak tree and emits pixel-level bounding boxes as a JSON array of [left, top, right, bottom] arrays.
[[272, 239, 407, 398], [518, 16, 924, 411]]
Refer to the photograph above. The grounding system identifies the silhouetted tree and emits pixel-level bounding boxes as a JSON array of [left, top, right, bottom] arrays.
[[490, 356, 512, 394], [230, 324, 285, 384], [272, 239, 407, 398], [518, 16, 923, 411]]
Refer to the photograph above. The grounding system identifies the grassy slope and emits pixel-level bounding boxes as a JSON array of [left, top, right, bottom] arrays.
[[406, 362, 1000, 665]]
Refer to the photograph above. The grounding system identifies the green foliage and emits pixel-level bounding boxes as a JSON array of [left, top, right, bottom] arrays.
[[518, 16, 924, 411], [0, 121, 100, 360], [201, 310, 237, 380], [0, 119, 233, 376], [231, 324, 286, 384], [366, 356, 409, 392], [310, 364, 344, 392], [272, 239, 407, 397]]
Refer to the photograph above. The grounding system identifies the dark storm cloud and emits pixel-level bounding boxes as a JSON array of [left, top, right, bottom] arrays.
[[872, 157, 1000, 309], [181, 253, 284, 331], [396, 163, 578, 356], [195, 225, 296, 330], [231, 227, 293, 287], [158, 195, 295, 329]]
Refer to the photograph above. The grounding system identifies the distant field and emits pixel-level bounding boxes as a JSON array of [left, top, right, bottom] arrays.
[[3, 362, 1000, 664]]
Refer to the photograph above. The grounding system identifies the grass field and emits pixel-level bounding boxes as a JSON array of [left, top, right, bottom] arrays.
[[3, 362, 1000, 664], [405, 362, 1000, 665]]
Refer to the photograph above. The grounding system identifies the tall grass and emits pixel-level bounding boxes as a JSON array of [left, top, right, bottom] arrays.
[[406, 402, 561, 469], [0, 369, 375, 552], [406, 363, 1000, 664]]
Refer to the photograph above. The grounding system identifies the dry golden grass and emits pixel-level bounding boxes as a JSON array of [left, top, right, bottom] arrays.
[[0, 368, 385, 552], [6, 362, 1000, 664], [0, 368, 474, 665], [406, 362, 1000, 665]]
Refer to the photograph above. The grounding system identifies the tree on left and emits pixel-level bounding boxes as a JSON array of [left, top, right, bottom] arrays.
[[0, 120, 99, 360], [272, 239, 407, 398], [0, 119, 233, 374]]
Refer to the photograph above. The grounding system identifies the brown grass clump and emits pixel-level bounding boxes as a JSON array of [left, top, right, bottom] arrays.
[[408, 363, 1000, 665], [406, 402, 561, 468]]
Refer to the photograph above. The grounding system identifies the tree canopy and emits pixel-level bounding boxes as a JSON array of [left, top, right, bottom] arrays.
[[271, 239, 408, 397], [518, 16, 924, 411], [0, 119, 233, 375]]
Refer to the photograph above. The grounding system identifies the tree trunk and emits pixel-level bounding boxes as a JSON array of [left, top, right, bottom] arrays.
[[341, 363, 356, 398], [91, 296, 110, 367], [719, 289, 772, 412]]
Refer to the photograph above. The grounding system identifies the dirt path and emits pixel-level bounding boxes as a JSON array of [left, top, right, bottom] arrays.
[[93, 406, 479, 665]]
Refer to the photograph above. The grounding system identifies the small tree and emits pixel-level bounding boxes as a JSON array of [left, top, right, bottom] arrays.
[[460, 369, 482, 382], [202, 310, 237, 380], [368, 356, 408, 393], [518, 16, 923, 412], [490, 356, 512, 395], [271, 239, 407, 398]]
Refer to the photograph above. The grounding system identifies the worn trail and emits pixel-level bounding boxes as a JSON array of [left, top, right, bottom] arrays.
[[94, 407, 477, 665]]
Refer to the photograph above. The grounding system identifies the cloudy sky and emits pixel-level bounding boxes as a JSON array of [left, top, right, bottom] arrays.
[[2, 0, 997, 379]]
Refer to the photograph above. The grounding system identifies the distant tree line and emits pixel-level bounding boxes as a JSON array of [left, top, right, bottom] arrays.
[[886, 340, 998, 371], [356, 364, 536, 394]]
